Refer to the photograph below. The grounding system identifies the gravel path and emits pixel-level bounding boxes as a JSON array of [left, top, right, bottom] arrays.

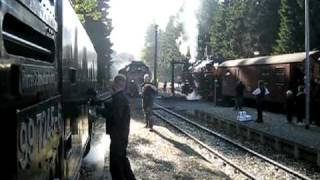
[[80, 108, 230, 180]]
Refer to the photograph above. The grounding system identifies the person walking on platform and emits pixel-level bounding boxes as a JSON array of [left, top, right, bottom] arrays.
[[235, 80, 245, 110], [163, 81, 167, 93], [104, 74, 136, 180], [285, 89, 294, 123], [142, 74, 157, 131], [296, 85, 305, 125], [252, 80, 270, 123]]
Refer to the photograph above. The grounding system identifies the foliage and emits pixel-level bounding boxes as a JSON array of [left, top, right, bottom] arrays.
[[199, 0, 319, 58], [141, 23, 159, 75], [142, 11, 187, 82], [209, 0, 280, 61], [70, 0, 101, 22], [196, 0, 219, 60], [309, 0, 320, 51], [273, 0, 304, 54]]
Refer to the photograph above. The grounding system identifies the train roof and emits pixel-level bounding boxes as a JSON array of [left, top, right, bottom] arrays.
[[219, 51, 320, 67]]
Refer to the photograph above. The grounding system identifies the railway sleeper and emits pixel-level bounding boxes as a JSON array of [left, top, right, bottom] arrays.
[[193, 110, 320, 168]]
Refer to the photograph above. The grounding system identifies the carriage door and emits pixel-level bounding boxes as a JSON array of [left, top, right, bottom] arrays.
[[235, 68, 240, 81]]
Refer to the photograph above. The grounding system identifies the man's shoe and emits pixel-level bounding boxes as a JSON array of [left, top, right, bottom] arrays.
[[149, 128, 154, 132]]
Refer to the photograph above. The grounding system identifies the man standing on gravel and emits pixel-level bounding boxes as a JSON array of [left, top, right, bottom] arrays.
[[104, 74, 136, 180], [142, 74, 157, 131]]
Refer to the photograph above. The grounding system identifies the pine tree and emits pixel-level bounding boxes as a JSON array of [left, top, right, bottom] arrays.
[[141, 23, 158, 75], [249, 0, 280, 56], [310, 0, 320, 51], [158, 16, 185, 81], [210, 1, 236, 61], [197, 0, 219, 60], [273, 0, 304, 54]]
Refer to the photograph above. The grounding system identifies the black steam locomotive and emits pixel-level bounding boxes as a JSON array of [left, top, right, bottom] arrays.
[[0, 0, 98, 179], [119, 61, 151, 97]]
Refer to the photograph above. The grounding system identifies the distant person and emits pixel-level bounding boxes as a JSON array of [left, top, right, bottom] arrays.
[[142, 74, 157, 131], [252, 80, 270, 123], [234, 81, 245, 110], [163, 81, 167, 93], [104, 74, 136, 180], [285, 89, 294, 123], [296, 85, 305, 125]]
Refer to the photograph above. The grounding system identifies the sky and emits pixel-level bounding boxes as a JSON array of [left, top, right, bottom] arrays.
[[109, 0, 200, 60]]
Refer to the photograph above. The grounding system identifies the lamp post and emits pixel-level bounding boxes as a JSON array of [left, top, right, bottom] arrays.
[[305, 0, 310, 129], [154, 24, 158, 87], [213, 63, 219, 106]]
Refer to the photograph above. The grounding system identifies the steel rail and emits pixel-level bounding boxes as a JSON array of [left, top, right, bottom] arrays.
[[153, 111, 257, 180], [154, 103, 312, 180]]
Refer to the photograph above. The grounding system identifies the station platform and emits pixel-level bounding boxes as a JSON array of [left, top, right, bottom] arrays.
[[156, 98, 320, 167]]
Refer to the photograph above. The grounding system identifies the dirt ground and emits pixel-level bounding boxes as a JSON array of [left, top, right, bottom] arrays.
[[80, 98, 230, 180]]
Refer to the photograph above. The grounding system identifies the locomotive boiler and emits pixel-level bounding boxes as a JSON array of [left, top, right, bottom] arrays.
[[0, 0, 98, 179]]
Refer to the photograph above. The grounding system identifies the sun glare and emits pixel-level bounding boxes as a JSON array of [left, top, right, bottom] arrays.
[[109, 0, 199, 60]]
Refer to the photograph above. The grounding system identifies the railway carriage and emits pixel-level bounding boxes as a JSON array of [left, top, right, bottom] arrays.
[[216, 51, 320, 124], [0, 0, 98, 179], [218, 51, 320, 104]]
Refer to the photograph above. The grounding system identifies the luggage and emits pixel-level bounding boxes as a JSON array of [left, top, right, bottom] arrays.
[[237, 111, 252, 122]]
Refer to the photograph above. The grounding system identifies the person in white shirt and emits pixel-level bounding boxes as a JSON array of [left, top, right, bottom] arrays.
[[252, 80, 270, 122]]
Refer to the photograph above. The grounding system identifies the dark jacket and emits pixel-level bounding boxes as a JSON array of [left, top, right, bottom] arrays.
[[296, 92, 305, 115], [104, 90, 130, 138], [235, 82, 245, 97], [142, 83, 157, 108]]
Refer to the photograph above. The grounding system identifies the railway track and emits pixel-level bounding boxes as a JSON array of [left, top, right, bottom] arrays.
[[153, 103, 312, 180]]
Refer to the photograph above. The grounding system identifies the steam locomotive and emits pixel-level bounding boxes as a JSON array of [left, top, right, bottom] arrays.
[[0, 0, 99, 179], [119, 61, 151, 97]]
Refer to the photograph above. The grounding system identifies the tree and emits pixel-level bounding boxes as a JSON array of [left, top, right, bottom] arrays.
[[142, 8, 187, 82], [309, 0, 320, 51], [158, 15, 186, 81], [273, 0, 304, 54], [210, 1, 236, 60], [207, 0, 281, 60], [197, 0, 219, 60], [141, 23, 160, 75], [248, 0, 280, 56], [71, 0, 113, 88], [70, 0, 102, 22]]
